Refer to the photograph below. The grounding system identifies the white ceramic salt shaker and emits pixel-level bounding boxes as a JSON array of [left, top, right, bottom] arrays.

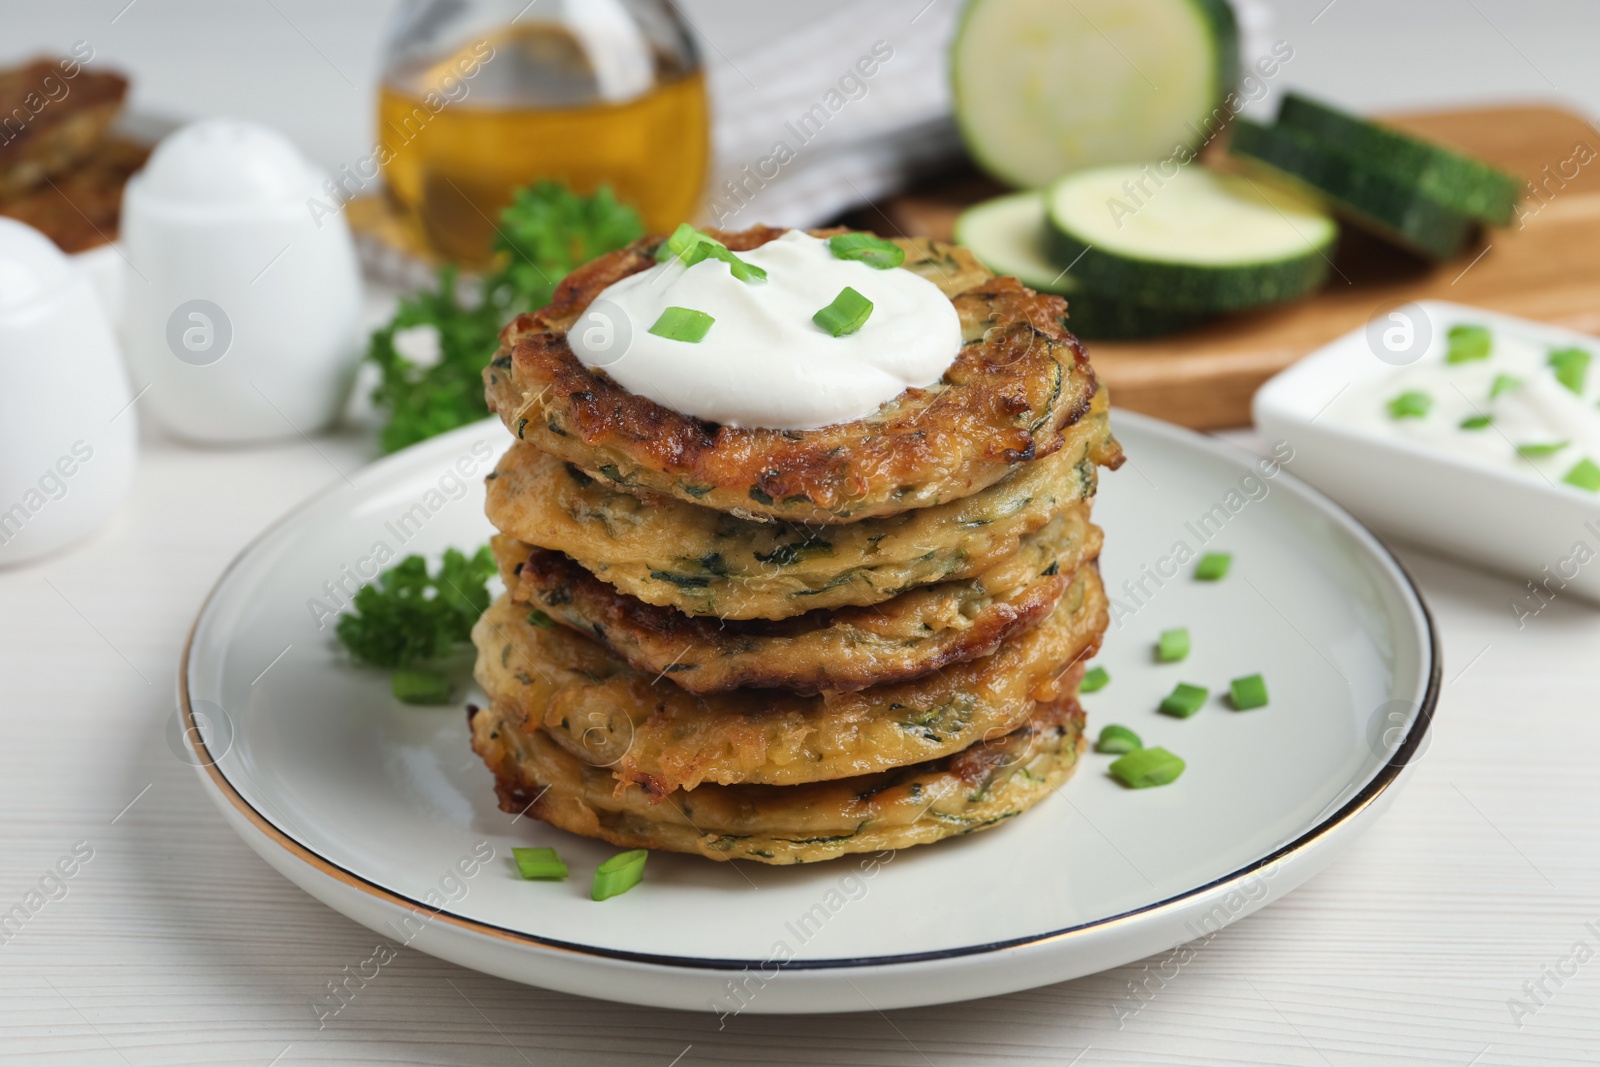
[[120, 119, 363, 443], [0, 218, 138, 566]]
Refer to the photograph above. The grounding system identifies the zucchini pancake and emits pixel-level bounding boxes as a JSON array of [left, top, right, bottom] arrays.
[[470, 224, 1122, 865]]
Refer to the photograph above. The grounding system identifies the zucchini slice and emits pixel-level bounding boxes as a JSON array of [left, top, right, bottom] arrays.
[[954, 191, 1207, 339], [1229, 118, 1478, 261], [1277, 93, 1521, 226], [1045, 165, 1336, 312], [952, 0, 1239, 189]]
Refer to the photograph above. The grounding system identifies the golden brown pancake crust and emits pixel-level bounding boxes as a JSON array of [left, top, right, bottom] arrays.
[[494, 506, 1101, 695], [483, 227, 1111, 524], [468, 694, 1086, 864], [471, 564, 1106, 795], [483, 395, 1116, 619]]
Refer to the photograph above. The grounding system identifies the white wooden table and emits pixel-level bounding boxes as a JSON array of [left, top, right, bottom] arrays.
[[6, 2, 1600, 1063], [3, 420, 1598, 1067]]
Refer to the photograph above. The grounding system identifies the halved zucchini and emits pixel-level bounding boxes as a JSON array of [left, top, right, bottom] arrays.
[[952, 0, 1239, 188], [1276, 93, 1521, 226], [1229, 118, 1478, 261], [1045, 165, 1336, 312], [954, 191, 1207, 339]]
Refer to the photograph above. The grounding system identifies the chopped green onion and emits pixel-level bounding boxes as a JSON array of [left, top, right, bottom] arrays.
[[827, 232, 906, 270], [1489, 373, 1523, 399], [813, 286, 873, 337], [1159, 682, 1209, 718], [591, 849, 648, 901], [1564, 458, 1600, 492], [527, 609, 553, 628], [648, 306, 715, 343], [1386, 391, 1432, 419], [1459, 414, 1493, 430], [1157, 627, 1190, 663], [1080, 666, 1110, 693], [513, 846, 568, 880], [1446, 324, 1492, 364], [1194, 553, 1232, 581], [702, 243, 767, 283], [1109, 747, 1185, 788], [1095, 724, 1142, 754], [656, 222, 703, 262], [391, 668, 450, 705], [1229, 674, 1270, 711], [1549, 347, 1591, 394], [1517, 441, 1569, 458], [655, 224, 766, 282], [658, 224, 722, 268]]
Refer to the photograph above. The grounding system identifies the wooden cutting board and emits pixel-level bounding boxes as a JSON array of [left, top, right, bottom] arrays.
[[863, 105, 1600, 429]]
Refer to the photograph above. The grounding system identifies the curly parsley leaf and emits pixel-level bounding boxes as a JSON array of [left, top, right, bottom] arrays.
[[484, 182, 646, 316], [367, 268, 505, 455], [335, 547, 496, 678], [367, 181, 644, 454]]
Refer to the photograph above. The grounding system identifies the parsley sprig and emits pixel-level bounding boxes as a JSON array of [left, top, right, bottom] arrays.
[[335, 546, 496, 703], [367, 181, 644, 454]]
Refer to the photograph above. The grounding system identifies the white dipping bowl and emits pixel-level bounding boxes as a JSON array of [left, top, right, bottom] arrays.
[[1255, 299, 1600, 606]]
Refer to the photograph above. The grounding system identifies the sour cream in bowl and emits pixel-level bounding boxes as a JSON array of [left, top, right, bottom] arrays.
[[1254, 300, 1600, 607]]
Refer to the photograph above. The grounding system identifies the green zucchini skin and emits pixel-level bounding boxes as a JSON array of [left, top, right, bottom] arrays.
[[1045, 170, 1335, 313], [951, 0, 1240, 189], [1193, 0, 1240, 117], [1062, 289, 1211, 341], [1229, 118, 1479, 261], [954, 191, 1208, 340], [1276, 93, 1521, 226]]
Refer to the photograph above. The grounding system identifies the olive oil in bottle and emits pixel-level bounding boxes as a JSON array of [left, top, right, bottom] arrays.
[[377, 18, 708, 266]]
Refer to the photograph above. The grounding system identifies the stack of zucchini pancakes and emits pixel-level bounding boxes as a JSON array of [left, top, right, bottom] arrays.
[[469, 226, 1123, 865]]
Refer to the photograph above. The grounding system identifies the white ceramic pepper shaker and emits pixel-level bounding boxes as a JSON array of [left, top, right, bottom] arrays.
[[0, 218, 138, 566], [120, 119, 363, 443]]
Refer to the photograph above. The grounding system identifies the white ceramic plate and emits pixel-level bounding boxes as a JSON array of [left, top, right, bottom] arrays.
[[1254, 299, 1600, 605], [180, 411, 1438, 1015]]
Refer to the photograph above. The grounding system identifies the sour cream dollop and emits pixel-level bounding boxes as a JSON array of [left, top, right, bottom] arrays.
[[568, 230, 963, 430]]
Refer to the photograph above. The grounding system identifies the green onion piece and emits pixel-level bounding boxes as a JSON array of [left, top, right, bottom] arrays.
[[527, 609, 553, 628], [1095, 724, 1142, 754], [655, 222, 703, 262], [591, 849, 648, 901], [513, 846, 568, 880], [1446, 324, 1492, 364], [1159, 682, 1209, 718], [648, 306, 715, 343], [1386, 391, 1432, 419], [1459, 414, 1493, 430], [813, 286, 874, 337], [705, 243, 768, 283], [1157, 627, 1190, 663], [1080, 666, 1110, 693], [827, 232, 906, 270], [1549, 347, 1591, 394], [1517, 441, 1569, 458], [1109, 747, 1186, 788], [1563, 458, 1600, 492], [1229, 674, 1270, 711], [391, 668, 450, 705], [1194, 553, 1232, 581], [656, 225, 767, 282], [1489, 373, 1523, 399]]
